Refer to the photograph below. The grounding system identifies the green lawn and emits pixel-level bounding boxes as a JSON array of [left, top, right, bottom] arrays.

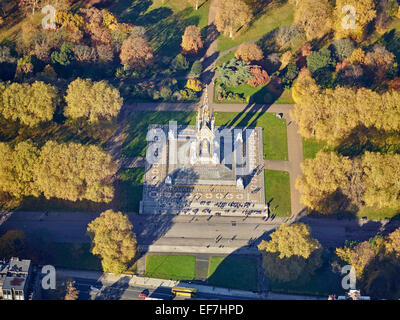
[[264, 170, 291, 217], [207, 256, 259, 291], [356, 206, 400, 221], [216, 83, 294, 105], [109, 0, 210, 57], [116, 167, 145, 212], [214, 112, 288, 161], [122, 111, 196, 158], [38, 242, 102, 271], [123, 111, 288, 161], [217, 2, 295, 53], [302, 138, 327, 160], [145, 254, 196, 280], [268, 259, 343, 297]]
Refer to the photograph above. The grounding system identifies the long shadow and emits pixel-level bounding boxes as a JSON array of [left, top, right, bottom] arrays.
[[95, 276, 131, 300], [106, 0, 152, 23]]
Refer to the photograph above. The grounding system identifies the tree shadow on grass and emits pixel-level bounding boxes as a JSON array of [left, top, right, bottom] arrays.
[[145, 8, 200, 58], [107, 0, 152, 24]]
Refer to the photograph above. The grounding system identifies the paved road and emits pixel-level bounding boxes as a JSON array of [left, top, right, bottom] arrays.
[[1, 211, 399, 251], [66, 276, 256, 300]]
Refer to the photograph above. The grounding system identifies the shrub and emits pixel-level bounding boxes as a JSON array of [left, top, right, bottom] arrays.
[[281, 62, 299, 89], [329, 39, 356, 61], [160, 87, 172, 100], [306, 48, 336, 73], [186, 79, 202, 92], [51, 42, 74, 66], [247, 66, 270, 87]]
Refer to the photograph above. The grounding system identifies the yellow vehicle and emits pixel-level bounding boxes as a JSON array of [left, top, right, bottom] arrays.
[[171, 286, 197, 298]]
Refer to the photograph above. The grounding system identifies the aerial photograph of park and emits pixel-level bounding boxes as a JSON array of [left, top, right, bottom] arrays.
[[0, 0, 399, 307]]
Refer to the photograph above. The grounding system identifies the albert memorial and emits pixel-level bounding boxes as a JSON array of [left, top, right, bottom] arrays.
[[139, 92, 267, 216]]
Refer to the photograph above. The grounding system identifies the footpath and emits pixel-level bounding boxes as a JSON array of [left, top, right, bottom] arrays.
[[58, 268, 323, 300]]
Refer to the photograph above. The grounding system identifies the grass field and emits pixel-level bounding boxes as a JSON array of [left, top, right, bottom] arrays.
[[264, 170, 291, 217], [41, 242, 102, 271], [123, 111, 288, 161], [207, 256, 259, 291], [122, 111, 196, 158], [356, 206, 400, 221], [268, 259, 343, 297], [216, 83, 294, 105], [214, 112, 288, 161], [116, 167, 145, 212], [217, 2, 295, 53], [302, 138, 327, 160], [145, 254, 196, 280], [109, 0, 209, 57]]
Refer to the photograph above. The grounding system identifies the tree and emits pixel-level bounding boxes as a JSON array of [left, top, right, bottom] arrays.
[[34, 141, 117, 203], [216, 57, 252, 87], [294, 0, 333, 41], [64, 280, 79, 300], [0, 141, 40, 200], [0, 230, 28, 259], [348, 48, 366, 65], [334, 0, 376, 42], [361, 152, 400, 209], [64, 78, 123, 122], [186, 79, 202, 92], [296, 151, 352, 213], [120, 35, 154, 68], [96, 44, 114, 63], [336, 241, 377, 279], [171, 53, 189, 71], [87, 210, 137, 274], [0, 81, 58, 127], [385, 228, 400, 258], [330, 38, 356, 61], [0, 46, 16, 63], [215, 0, 252, 38], [181, 25, 203, 55], [51, 42, 74, 66], [235, 43, 263, 62], [247, 66, 269, 87], [291, 68, 320, 104], [73, 44, 97, 63], [364, 45, 395, 81], [258, 223, 323, 282], [190, 60, 202, 77], [17, 0, 40, 16], [188, 0, 200, 10], [306, 48, 336, 73]]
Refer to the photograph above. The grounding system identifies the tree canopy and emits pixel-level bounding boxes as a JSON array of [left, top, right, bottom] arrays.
[[64, 78, 123, 122], [87, 210, 137, 274], [215, 0, 252, 38], [258, 223, 322, 282], [34, 141, 117, 203], [0, 81, 59, 127]]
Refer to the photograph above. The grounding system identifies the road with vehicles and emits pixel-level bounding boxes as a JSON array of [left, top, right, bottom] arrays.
[[1, 211, 399, 252]]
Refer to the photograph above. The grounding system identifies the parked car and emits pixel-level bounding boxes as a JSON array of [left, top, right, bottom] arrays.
[[139, 289, 149, 299]]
